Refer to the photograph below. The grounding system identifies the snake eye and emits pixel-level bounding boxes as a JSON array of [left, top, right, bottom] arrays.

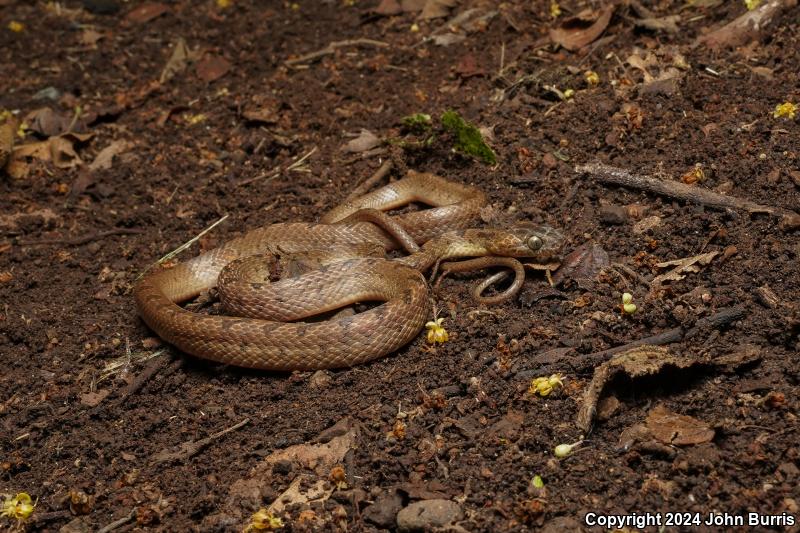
[[527, 235, 543, 251]]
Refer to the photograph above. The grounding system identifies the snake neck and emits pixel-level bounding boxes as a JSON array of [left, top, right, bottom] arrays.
[[396, 231, 488, 272]]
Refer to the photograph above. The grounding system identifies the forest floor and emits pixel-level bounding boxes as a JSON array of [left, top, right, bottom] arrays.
[[1, 0, 799, 531]]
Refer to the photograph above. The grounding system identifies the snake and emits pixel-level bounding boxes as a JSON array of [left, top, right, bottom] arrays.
[[134, 171, 564, 370]]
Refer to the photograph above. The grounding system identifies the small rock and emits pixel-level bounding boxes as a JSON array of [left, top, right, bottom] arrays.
[[598, 204, 628, 225], [540, 516, 583, 533], [363, 490, 403, 528], [778, 462, 800, 479], [309, 370, 332, 389], [396, 499, 463, 532]]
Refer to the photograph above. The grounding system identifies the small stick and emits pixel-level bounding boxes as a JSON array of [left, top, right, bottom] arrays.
[[136, 214, 229, 279], [521, 306, 746, 377], [97, 509, 136, 533], [694, 0, 795, 49], [285, 39, 389, 67], [18, 228, 144, 246], [576, 162, 800, 229], [118, 352, 173, 401], [238, 146, 318, 187], [345, 160, 393, 202], [150, 418, 250, 465]]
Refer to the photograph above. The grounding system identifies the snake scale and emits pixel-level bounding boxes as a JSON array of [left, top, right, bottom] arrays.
[[134, 171, 564, 370]]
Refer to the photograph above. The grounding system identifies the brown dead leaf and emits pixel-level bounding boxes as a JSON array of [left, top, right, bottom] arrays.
[[195, 54, 231, 83], [635, 15, 680, 33], [125, 2, 170, 24], [25, 108, 75, 138], [89, 140, 133, 171], [160, 37, 190, 84], [13, 136, 84, 169], [375, 0, 402, 15], [650, 250, 719, 292], [80, 29, 105, 47], [401, 0, 426, 12], [342, 129, 381, 153], [576, 345, 701, 432], [0, 271, 12, 283], [242, 96, 280, 124], [269, 477, 332, 515], [420, 0, 458, 19], [551, 241, 610, 288], [550, 5, 615, 51], [646, 404, 714, 446], [263, 427, 356, 474], [627, 0, 680, 34]]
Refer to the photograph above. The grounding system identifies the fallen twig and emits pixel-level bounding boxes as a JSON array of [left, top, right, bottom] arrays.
[[285, 39, 389, 67], [97, 509, 136, 533], [238, 146, 317, 187], [345, 160, 393, 202], [17, 228, 144, 246], [694, 0, 797, 49], [150, 418, 250, 465], [576, 162, 800, 230], [136, 214, 229, 279], [521, 306, 747, 377], [119, 352, 173, 401]]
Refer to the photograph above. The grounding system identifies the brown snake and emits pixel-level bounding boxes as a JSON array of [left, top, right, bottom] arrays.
[[134, 171, 564, 370]]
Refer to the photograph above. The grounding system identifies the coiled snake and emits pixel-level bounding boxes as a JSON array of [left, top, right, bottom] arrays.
[[134, 171, 564, 370]]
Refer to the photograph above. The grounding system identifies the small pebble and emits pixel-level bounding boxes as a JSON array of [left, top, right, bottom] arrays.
[[396, 499, 463, 532]]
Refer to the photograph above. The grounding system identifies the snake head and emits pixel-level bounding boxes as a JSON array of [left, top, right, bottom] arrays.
[[467, 224, 565, 262]]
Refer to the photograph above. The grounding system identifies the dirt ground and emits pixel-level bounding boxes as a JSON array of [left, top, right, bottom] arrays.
[[1, 0, 799, 531]]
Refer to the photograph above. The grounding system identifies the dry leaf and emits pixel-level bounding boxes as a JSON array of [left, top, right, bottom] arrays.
[[635, 15, 680, 34], [551, 241, 610, 288], [646, 404, 714, 445], [125, 2, 170, 24], [195, 54, 231, 83], [80, 29, 105, 46], [160, 37, 190, 83], [401, 0, 426, 12], [375, 0, 402, 15], [550, 5, 615, 51], [13, 136, 83, 169], [420, 0, 459, 19], [342, 129, 380, 153], [242, 96, 280, 124], [650, 250, 719, 292], [25, 107, 75, 138], [576, 345, 700, 431], [89, 140, 133, 171], [0, 208, 59, 231]]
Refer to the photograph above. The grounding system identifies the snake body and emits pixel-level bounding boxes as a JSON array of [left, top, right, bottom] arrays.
[[134, 171, 563, 370]]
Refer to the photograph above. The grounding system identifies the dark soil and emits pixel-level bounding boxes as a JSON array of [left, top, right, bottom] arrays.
[[1, 0, 799, 531]]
